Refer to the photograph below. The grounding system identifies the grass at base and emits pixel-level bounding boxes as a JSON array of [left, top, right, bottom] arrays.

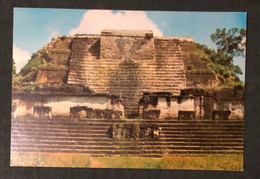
[[96, 154, 243, 171], [10, 152, 243, 171], [10, 152, 91, 168]]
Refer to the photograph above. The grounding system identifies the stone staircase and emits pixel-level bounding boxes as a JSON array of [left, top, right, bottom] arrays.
[[11, 118, 244, 157], [154, 38, 186, 95], [67, 37, 108, 92]]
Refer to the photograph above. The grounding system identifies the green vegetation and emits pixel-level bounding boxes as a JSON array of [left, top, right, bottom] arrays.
[[209, 28, 246, 80], [40, 63, 68, 70], [19, 48, 70, 76], [211, 28, 246, 59], [11, 152, 91, 168], [12, 46, 70, 86], [96, 156, 161, 169], [11, 152, 242, 170], [13, 28, 245, 89], [197, 43, 243, 86], [24, 82, 40, 92], [181, 28, 245, 87], [187, 64, 195, 71], [42, 48, 71, 55], [181, 42, 244, 87], [95, 154, 243, 170], [20, 52, 43, 76], [181, 41, 215, 73]]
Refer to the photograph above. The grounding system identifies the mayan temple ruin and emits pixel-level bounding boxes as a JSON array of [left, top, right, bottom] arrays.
[[11, 30, 244, 157]]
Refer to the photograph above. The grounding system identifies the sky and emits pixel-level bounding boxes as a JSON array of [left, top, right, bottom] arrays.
[[13, 8, 247, 81]]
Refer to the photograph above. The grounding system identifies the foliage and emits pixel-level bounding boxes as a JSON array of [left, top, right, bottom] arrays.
[[187, 64, 195, 71], [41, 63, 68, 70], [24, 82, 40, 92], [211, 28, 246, 58], [11, 152, 243, 170], [42, 48, 71, 55], [194, 42, 243, 85], [95, 154, 243, 170], [19, 48, 69, 77], [181, 41, 214, 73], [209, 28, 246, 77], [20, 52, 43, 76], [14, 46, 70, 84], [11, 152, 91, 168]]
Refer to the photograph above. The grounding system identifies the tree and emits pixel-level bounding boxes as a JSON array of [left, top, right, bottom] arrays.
[[210, 28, 246, 75], [211, 28, 246, 58]]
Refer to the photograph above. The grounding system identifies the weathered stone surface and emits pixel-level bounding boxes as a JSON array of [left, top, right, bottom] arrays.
[[36, 68, 67, 83], [178, 111, 195, 120], [33, 106, 52, 118], [180, 41, 220, 87], [14, 30, 243, 120], [42, 49, 71, 66], [111, 122, 160, 139], [70, 106, 123, 119], [139, 87, 244, 120], [12, 93, 124, 118], [213, 110, 231, 120], [43, 36, 73, 49], [186, 71, 219, 87], [111, 123, 124, 139], [143, 110, 161, 119], [103, 109, 123, 119], [70, 106, 88, 118], [101, 30, 154, 37]]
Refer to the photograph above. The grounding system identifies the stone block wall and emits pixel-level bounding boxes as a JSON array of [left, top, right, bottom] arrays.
[[67, 35, 102, 88], [33, 106, 52, 118], [186, 71, 219, 87], [140, 88, 244, 120], [141, 95, 196, 119], [12, 94, 124, 118], [67, 30, 186, 117], [36, 68, 67, 83]]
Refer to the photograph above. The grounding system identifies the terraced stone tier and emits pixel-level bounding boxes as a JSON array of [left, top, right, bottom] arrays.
[[11, 117, 244, 157]]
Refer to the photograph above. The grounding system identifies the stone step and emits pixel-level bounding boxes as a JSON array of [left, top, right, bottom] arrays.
[[12, 121, 244, 130], [11, 128, 243, 139], [11, 127, 243, 137], [12, 132, 243, 142], [12, 118, 244, 124], [10, 149, 242, 156], [154, 52, 182, 55], [11, 132, 109, 138], [12, 123, 113, 128], [11, 143, 243, 151], [12, 118, 244, 125], [11, 148, 243, 155], [11, 138, 243, 146], [11, 135, 243, 144], [12, 127, 243, 136], [11, 139, 243, 148], [154, 53, 182, 56], [11, 127, 109, 134]]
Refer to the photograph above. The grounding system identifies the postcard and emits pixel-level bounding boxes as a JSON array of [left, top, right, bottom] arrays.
[[11, 8, 246, 170]]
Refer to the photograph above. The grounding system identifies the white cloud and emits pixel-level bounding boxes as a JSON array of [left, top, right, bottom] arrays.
[[69, 10, 163, 36], [13, 44, 31, 73]]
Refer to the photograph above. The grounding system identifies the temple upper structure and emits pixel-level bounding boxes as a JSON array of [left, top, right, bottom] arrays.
[[12, 30, 244, 120]]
